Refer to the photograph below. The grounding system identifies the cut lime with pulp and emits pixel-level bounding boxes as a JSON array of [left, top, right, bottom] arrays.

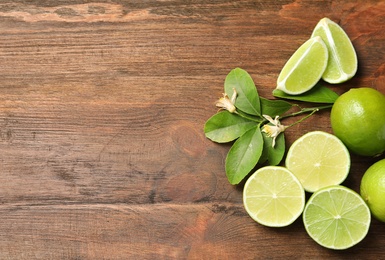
[[303, 185, 371, 250], [243, 166, 305, 227], [276, 36, 328, 95], [311, 17, 357, 84], [286, 131, 350, 193]]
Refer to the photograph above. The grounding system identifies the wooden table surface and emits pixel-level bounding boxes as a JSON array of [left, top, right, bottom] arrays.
[[0, 1, 384, 259]]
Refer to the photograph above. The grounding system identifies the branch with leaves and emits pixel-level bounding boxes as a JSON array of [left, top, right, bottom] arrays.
[[204, 68, 339, 185]]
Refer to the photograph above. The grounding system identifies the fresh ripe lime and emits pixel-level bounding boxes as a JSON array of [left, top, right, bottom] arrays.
[[330, 88, 385, 156], [311, 17, 358, 84], [303, 185, 371, 250], [360, 159, 385, 222], [276, 36, 328, 95], [285, 131, 350, 193], [243, 166, 305, 227]]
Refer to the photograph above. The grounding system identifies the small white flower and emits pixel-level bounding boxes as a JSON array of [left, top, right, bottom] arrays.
[[262, 115, 287, 148], [215, 88, 238, 113]]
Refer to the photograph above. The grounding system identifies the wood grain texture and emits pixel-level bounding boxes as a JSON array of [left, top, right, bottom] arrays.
[[0, 1, 384, 259]]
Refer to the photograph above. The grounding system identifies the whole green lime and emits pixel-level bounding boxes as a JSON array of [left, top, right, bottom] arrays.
[[330, 88, 385, 156], [360, 159, 385, 222]]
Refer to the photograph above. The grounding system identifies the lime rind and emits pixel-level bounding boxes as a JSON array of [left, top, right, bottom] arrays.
[[276, 36, 328, 95], [303, 185, 371, 250], [331, 88, 385, 157], [311, 17, 358, 84], [360, 159, 385, 222], [285, 131, 350, 193], [243, 166, 305, 227]]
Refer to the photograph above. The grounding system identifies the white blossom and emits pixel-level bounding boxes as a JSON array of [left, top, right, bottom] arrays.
[[262, 115, 287, 148], [215, 88, 237, 113]]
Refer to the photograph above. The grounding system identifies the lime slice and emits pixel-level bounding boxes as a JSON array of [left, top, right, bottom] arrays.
[[303, 185, 371, 250], [285, 131, 350, 193], [276, 36, 328, 95], [311, 17, 358, 84], [243, 166, 305, 227]]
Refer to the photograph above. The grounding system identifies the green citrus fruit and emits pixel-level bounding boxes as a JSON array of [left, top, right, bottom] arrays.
[[330, 88, 385, 156], [303, 185, 371, 250], [311, 17, 358, 84], [243, 166, 305, 227], [360, 158, 385, 222], [286, 131, 350, 193], [276, 36, 328, 95]]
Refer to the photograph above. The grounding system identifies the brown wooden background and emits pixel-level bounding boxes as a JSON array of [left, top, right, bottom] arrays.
[[0, 1, 384, 259]]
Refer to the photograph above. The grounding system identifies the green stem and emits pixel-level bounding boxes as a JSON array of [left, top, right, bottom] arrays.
[[282, 104, 332, 128], [235, 104, 332, 125], [286, 108, 319, 128], [281, 104, 332, 119]]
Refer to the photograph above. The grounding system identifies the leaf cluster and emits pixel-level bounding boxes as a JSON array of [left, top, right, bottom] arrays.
[[204, 68, 338, 185]]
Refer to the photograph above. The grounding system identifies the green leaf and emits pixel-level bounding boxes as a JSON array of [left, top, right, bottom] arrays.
[[225, 127, 263, 185], [224, 68, 261, 116], [272, 83, 339, 103], [204, 111, 258, 143], [259, 132, 286, 166], [260, 97, 293, 117]]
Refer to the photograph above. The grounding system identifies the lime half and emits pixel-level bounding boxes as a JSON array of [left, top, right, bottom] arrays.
[[311, 17, 357, 83], [286, 131, 350, 193], [243, 166, 305, 227], [276, 36, 328, 95], [303, 185, 371, 250]]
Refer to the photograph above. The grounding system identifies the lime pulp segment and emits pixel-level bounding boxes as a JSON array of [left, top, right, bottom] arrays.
[[303, 185, 371, 250], [276, 36, 328, 95], [311, 17, 357, 83]]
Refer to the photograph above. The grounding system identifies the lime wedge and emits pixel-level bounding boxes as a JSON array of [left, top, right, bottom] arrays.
[[311, 17, 358, 83], [243, 166, 305, 227], [285, 131, 350, 193], [276, 36, 328, 95], [303, 185, 371, 250]]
